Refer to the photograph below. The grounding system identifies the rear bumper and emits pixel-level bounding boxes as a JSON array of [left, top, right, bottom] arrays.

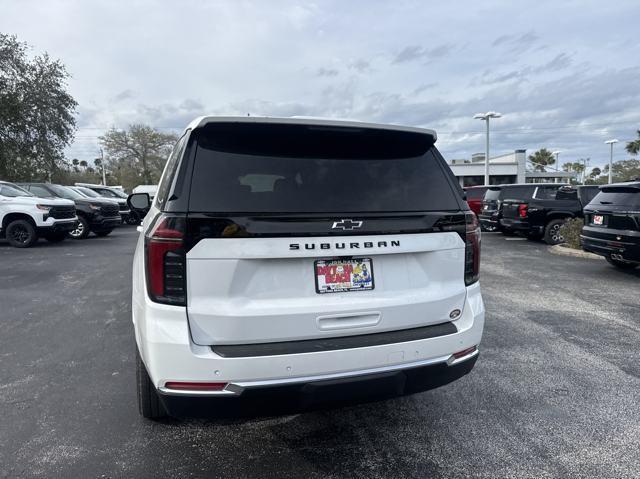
[[581, 230, 640, 262], [499, 218, 533, 232], [158, 353, 478, 417], [132, 278, 485, 414]]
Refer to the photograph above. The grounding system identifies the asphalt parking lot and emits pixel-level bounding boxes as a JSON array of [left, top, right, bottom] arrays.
[[1, 228, 639, 478]]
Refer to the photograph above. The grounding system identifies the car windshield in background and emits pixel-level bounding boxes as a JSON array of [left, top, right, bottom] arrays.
[[99, 188, 127, 199], [592, 187, 640, 207], [76, 186, 101, 198], [0, 183, 33, 197], [188, 124, 459, 213], [49, 184, 84, 200]]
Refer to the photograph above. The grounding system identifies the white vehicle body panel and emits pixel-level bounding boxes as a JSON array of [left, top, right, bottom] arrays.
[[186, 232, 467, 345], [0, 191, 77, 231]]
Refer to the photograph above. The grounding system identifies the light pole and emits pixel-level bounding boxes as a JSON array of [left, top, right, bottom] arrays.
[[474, 111, 502, 185], [552, 151, 561, 183], [604, 139, 618, 184], [579, 158, 589, 184]]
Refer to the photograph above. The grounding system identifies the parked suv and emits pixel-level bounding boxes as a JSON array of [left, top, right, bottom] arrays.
[[129, 116, 484, 419], [75, 184, 133, 224], [479, 184, 539, 233], [19, 183, 121, 239], [0, 181, 77, 247], [581, 181, 640, 270], [463, 186, 488, 218], [500, 185, 599, 244]]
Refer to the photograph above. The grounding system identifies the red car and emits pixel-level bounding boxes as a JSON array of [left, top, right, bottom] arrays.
[[463, 186, 488, 216]]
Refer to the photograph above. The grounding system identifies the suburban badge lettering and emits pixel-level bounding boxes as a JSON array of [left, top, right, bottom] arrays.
[[290, 240, 400, 250]]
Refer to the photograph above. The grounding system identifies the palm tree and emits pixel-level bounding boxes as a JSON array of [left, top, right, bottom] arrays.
[[626, 130, 640, 156], [79, 160, 88, 170]]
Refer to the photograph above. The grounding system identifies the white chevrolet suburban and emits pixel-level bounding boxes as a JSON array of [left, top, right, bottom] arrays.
[[0, 181, 78, 247], [129, 117, 485, 419]]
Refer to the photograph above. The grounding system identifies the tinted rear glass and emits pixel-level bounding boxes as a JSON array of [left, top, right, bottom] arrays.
[[502, 186, 536, 200], [591, 187, 640, 207], [188, 123, 459, 213], [464, 187, 487, 200], [534, 185, 561, 200]]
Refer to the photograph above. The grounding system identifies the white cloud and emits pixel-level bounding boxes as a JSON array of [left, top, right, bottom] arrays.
[[1, 0, 639, 168]]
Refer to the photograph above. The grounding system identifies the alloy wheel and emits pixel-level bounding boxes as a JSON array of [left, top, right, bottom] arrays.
[[10, 225, 30, 244], [70, 221, 85, 238], [551, 223, 564, 243]]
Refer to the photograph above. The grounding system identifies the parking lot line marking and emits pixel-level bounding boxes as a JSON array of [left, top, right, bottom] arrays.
[[504, 238, 527, 241]]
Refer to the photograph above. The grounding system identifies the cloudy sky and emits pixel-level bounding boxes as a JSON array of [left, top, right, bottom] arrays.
[[2, 0, 640, 170]]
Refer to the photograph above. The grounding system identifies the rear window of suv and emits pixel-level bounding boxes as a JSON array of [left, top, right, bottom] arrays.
[[591, 187, 640, 207], [485, 185, 536, 202], [464, 187, 487, 200], [187, 123, 460, 213]]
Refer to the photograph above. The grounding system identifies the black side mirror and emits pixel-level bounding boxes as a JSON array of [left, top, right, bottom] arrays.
[[128, 193, 151, 212]]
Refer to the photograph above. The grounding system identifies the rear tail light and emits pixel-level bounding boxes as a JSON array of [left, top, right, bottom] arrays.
[[464, 212, 481, 286], [518, 203, 528, 218], [145, 214, 186, 305]]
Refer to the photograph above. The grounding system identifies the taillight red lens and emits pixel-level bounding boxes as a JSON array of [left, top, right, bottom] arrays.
[[145, 214, 186, 305], [518, 203, 528, 218], [464, 212, 480, 286]]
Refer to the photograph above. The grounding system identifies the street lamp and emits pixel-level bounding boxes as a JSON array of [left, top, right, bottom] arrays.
[[552, 151, 561, 183], [474, 111, 502, 185], [604, 139, 618, 184]]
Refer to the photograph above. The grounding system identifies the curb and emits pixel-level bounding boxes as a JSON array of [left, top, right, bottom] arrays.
[[548, 244, 604, 260]]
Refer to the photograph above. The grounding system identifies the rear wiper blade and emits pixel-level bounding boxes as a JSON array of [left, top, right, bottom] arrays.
[[599, 201, 613, 204]]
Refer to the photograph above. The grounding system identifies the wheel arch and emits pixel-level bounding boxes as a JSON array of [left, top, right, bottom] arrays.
[[2, 212, 37, 230]]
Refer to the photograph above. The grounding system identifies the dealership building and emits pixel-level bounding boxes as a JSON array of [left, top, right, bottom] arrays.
[[447, 150, 577, 186]]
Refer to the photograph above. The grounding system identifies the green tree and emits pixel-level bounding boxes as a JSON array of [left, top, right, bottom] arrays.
[[99, 124, 178, 189], [626, 130, 640, 156], [0, 34, 77, 181], [589, 167, 602, 178], [602, 159, 640, 182], [529, 148, 556, 172]]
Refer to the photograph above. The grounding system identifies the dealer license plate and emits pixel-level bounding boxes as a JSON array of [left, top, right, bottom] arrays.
[[592, 215, 604, 225], [315, 258, 374, 294]]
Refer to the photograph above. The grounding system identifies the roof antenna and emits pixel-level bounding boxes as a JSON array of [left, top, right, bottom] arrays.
[[247, 113, 250, 117]]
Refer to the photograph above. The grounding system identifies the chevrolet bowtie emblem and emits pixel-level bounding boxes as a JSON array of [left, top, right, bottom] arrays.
[[331, 219, 363, 231]]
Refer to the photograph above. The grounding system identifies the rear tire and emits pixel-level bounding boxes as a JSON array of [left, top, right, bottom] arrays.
[[68, 216, 90, 239], [94, 229, 112, 237], [136, 349, 167, 420], [6, 219, 38, 248], [544, 219, 566, 245], [126, 213, 139, 225], [605, 256, 639, 270], [45, 232, 67, 243]]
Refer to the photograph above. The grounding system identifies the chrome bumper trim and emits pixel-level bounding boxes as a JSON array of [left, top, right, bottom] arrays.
[[158, 351, 478, 397]]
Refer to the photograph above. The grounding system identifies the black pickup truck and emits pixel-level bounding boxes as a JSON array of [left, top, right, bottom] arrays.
[[499, 184, 599, 244]]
